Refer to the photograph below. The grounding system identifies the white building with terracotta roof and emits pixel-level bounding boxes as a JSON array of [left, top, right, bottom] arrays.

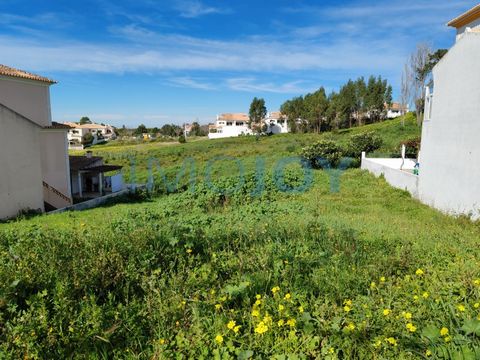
[[64, 122, 116, 149], [0, 64, 73, 218], [264, 111, 289, 134], [208, 113, 252, 139]]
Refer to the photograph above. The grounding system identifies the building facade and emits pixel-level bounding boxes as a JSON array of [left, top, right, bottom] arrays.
[[0, 64, 72, 219]]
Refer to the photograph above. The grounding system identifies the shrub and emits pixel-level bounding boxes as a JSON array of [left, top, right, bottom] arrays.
[[178, 135, 186, 143], [400, 137, 421, 158], [301, 140, 343, 168], [347, 131, 383, 157]]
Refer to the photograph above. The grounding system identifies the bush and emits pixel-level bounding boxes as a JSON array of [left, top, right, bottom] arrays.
[[82, 133, 94, 145], [178, 135, 186, 143], [400, 137, 421, 158], [347, 131, 383, 157], [301, 140, 344, 168]]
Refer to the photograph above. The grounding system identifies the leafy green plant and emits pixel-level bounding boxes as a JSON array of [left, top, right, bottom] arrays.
[[346, 131, 383, 157], [300, 139, 344, 168]]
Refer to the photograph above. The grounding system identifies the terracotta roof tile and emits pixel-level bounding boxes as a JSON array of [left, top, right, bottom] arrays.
[[218, 113, 249, 121], [44, 122, 72, 130], [0, 64, 57, 84]]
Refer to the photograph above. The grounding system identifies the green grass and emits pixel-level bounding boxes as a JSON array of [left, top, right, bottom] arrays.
[[2, 115, 479, 359]]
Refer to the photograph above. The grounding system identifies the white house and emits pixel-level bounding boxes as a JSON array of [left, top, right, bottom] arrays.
[[208, 111, 289, 139], [264, 111, 289, 134], [208, 113, 252, 139], [0, 64, 73, 219], [386, 102, 409, 119], [361, 4, 480, 220], [64, 122, 116, 149]]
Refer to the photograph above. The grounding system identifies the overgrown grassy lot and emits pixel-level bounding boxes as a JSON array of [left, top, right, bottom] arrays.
[[2, 115, 480, 359]]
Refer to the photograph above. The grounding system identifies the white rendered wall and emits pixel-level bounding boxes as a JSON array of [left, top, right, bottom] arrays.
[[0, 105, 44, 218], [0, 76, 52, 127], [418, 33, 480, 219]]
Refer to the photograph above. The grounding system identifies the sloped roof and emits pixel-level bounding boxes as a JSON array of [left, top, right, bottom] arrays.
[[44, 122, 72, 130], [0, 64, 57, 84], [69, 155, 103, 171], [64, 122, 111, 130], [218, 113, 249, 121], [448, 4, 480, 28], [267, 111, 283, 119]]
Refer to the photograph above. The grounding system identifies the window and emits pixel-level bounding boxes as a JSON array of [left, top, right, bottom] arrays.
[[226, 122, 233, 126], [236, 122, 244, 126]]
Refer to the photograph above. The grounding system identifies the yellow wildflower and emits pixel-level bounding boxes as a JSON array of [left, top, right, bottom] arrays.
[[415, 269, 424, 276], [457, 304, 465, 312], [344, 305, 352, 313], [380, 276, 386, 282], [383, 309, 391, 316], [328, 347, 335, 354], [227, 320, 236, 330], [286, 319, 296, 327], [251, 309, 260, 317], [426, 349, 432, 357], [256, 294, 262, 300], [278, 304, 285, 312], [298, 306, 304, 313], [284, 293, 291, 300], [233, 325, 241, 333], [255, 300, 262, 306], [346, 323, 355, 331], [406, 323, 417, 333], [444, 336, 451, 343], [374, 340, 382, 348], [219, 296, 227, 302], [404, 312, 412, 320], [386, 337, 397, 346], [215, 304, 222, 310], [474, 279, 480, 286], [413, 295, 419, 301], [422, 292, 429, 299], [277, 319, 285, 327], [215, 335, 223, 344], [186, 249, 192, 254], [474, 303, 479, 309], [159, 339, 165, 345], [370, 282, 377, 289], [343, 299, 352, 306], [271, 286, 280, 294], [254, 321, 268, 334], [263, 314, 273, 325], [440, 327, 449, 336], [210, 289, 216, 295]]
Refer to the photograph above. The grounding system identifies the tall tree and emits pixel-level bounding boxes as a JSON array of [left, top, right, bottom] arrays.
[[304, 87, 329, 133], [249, 97, 267, 131], [79, 116, 91, 125], [135, 124, 148, 135]]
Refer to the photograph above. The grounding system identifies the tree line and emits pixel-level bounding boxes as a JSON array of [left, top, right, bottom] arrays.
[[279, 75, 393, 133]]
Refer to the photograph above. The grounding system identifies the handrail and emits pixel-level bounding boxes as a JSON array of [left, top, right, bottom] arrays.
[[42, 181, 72, 204]]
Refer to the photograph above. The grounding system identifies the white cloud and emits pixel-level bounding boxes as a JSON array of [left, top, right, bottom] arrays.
[[226, 78, 311, 94], [168, 77, 215, 90], [173, 0, 229, 18]]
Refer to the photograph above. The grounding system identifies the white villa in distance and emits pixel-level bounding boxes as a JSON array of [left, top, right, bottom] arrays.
[[64, 122, 116, 149], [208, 111, 289, 139], [362, 4, 480, 220]]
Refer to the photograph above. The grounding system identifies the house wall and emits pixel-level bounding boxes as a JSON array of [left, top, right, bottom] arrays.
[[419, 33, 480, 219], [0, 76, 52, 127], [456, 18, 480, 40], [0, 104, 44, 219], [208, 123, 252, 139], [39, 130, 72, 207]]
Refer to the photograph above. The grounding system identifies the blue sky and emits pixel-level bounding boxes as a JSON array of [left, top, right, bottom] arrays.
[[0, 0, 476, 127]]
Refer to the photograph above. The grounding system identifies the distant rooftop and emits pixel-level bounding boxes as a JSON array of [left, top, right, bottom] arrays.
[[447, 4, 480, 28], [0, 64, 56, 84], [218, 113, 249, 121]]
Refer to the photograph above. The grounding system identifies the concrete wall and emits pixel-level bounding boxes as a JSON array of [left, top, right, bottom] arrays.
[[208, 125, 252, 139], [0, 76, 52, 127], [419, 33, 480, 219], [457, 18, 480, 40], [361, 158, 419, 197], [39, 129, 72, 207], [0, 104, 44, 219]]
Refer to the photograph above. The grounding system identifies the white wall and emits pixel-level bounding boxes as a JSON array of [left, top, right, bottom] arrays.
[[419, 33, 480, 219], [0, 105, 44, 219], [39, 129, 72, 206], [456, 18, 480, 40], [361, 158, 419, 197], [0, 76, 52, 127], [208, 125, 252, 139]]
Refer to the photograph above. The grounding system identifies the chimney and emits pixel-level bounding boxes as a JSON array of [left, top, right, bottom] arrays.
[[86, 151, 92, 159]]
